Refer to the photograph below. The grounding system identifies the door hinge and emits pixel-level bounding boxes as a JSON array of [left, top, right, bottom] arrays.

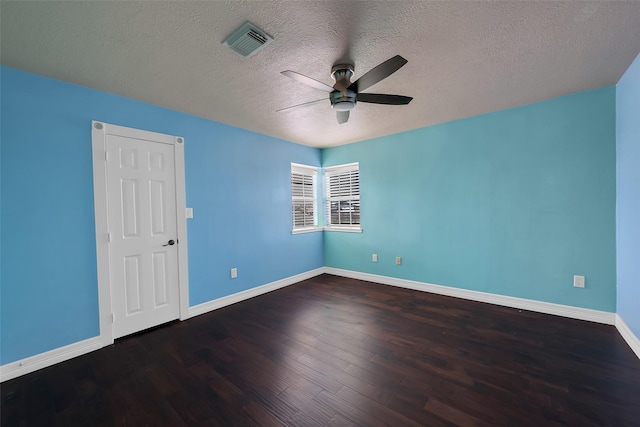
[[105, 151, 108, 162], [111, 313, 115, 323], [107, 232, 111, 242]]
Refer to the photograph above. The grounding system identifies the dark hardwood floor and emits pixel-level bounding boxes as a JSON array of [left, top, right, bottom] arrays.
[[2, 274, 640, 426]]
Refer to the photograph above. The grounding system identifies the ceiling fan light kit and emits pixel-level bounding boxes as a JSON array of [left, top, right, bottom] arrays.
[[330, 90, 357, 111], [280, 55, 413, 124]]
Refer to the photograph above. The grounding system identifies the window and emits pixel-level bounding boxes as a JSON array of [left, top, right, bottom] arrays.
[[325, 162, 361, 231], [291, 163, 320, 233]]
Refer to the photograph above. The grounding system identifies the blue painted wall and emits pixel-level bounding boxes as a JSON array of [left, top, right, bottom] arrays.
[[323, 87, 616, 311], [0, 63, 628, 367], [617, 53, 640, 338], [0, 66, 323, 365]]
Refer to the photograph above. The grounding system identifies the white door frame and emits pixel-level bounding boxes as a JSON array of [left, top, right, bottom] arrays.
[[91, 121, 190, 346]]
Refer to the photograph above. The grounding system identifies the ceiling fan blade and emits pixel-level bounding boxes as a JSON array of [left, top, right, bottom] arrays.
[[337, 110, 349, 124], [357, 93, 413, 105], [281, 71, 334, 93], [276, 98, 327, 112], [348, 55, 408, 93]]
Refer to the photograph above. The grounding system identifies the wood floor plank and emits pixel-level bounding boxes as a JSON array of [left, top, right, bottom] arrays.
[[296, 353, 393, 405], [325, 413, 361, 427], [2, 274, 640, 426], [334, 385, 424, 427], [314, 389, 386, 427], [278, 385, 336, 425], [424, 398, 492, 427]]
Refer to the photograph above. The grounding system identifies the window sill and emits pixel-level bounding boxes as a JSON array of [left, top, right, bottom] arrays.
[[324, 226, 363, 233], [291, 227, 323, 235]]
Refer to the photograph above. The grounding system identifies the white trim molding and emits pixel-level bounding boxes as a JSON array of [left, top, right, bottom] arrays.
[[616, 314, 640, 359], [3, 267, 635, 382], [291, 226, 323, 235], [324, 268, 616, 325], [188, 268, 325, 318], [324, 226, 363, 233], [1, 337, 102, 383], [1, 268, 326, 382]]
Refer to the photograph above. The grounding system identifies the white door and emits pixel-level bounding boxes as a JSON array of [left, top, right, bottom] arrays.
[[106, 133, 180, 338]]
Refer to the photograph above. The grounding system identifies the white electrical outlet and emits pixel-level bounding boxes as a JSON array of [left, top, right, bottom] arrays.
[[231, 268, 238, 279], [573, 275, 585, 288], [372, 254, 378, 263], [396, 257, 402, 265]]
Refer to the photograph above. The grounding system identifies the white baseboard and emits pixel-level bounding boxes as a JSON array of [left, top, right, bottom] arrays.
[[1, 268, 325, 382], [1, 336, 102, 383], [324, 268, 616, 325], [187, 267, 325, 318], [2, 266, 630, 383], [616, 314, 640, 359]]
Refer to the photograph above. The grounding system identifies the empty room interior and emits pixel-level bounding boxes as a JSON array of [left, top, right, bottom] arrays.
[[2, 1, 640, 426]]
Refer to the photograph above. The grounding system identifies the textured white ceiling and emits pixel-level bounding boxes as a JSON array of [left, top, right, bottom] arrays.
[[2, 1, 640, 147]]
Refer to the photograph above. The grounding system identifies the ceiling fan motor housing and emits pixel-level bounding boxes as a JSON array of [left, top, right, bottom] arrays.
[[330, 64, 356, 111]]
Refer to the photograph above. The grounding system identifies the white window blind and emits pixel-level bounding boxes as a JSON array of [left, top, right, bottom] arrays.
[[291, 164, 318, 231], [325, 163, 360, 228]]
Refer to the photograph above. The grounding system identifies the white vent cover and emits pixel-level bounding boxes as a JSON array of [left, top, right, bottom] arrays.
[[223, 22, 273, 58]]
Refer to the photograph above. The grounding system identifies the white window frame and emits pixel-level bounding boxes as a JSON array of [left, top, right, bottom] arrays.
[[291, 163, 321, 234], [324, 162, 362, 233]]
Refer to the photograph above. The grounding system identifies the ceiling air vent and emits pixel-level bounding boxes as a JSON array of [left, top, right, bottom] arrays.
[[223, 22, 273, 58]]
